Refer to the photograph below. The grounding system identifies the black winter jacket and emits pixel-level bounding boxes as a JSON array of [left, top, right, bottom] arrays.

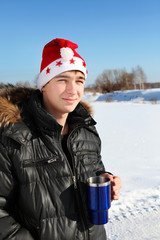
[[0, 86, 107, 240]]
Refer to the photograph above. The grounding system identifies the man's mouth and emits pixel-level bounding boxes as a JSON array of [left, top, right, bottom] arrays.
[[62, 98, 77, 103]]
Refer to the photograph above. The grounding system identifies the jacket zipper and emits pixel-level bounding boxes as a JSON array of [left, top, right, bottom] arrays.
[[23, 157, 57, 167], [58, 137, 88, 240], [66, 126, 88, 240], [72, 175, 77, 189]]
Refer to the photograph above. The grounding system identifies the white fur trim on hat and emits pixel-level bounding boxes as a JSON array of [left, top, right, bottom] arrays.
[[37, 56, 87, 90]]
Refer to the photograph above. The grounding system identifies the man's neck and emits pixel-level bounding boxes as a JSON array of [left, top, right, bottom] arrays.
[[54, 113, 69, 135], [42, 99, 69, 134]]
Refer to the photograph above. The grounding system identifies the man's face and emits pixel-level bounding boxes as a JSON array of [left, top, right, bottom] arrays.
[[42, 70, 85, 118]]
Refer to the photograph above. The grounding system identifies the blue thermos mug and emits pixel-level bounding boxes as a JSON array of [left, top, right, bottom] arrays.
[[87, 176, 111, 225]]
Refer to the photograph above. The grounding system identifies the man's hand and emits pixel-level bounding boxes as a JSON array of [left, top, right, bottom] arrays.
[[100, 173, 122, 200]]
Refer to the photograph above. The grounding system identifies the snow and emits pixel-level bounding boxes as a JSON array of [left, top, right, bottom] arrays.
[[96, 88, 160, 103], [83, 89, 160, 240]]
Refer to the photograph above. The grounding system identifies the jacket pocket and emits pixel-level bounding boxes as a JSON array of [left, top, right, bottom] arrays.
[[77, 151, 98, 166], [23, 156, 58, 167]]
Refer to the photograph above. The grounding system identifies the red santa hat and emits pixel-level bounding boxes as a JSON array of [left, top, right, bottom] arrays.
[[37, 38, 87, 90]]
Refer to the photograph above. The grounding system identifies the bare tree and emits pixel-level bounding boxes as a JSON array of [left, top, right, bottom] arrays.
[[93, 66, 147, 93], [133, 66, 147, 89]]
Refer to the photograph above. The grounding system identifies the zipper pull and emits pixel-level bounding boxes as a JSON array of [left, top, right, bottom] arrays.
[[47, 159, 57, 163], [72, 176, 77, 189]]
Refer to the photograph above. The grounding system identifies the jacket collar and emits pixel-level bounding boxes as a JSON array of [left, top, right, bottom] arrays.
[[0, 85, 96, 141]]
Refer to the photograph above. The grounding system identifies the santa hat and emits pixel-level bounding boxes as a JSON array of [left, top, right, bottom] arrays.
[[37, 38, 87, 90]]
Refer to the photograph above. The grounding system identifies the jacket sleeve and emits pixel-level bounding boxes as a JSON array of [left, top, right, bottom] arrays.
[[93, 127, 113, 176], [93, 134, 106, 175], [95, 153, 107, 176], [0, 142, 34, 240], [95, 148, 113, 176]]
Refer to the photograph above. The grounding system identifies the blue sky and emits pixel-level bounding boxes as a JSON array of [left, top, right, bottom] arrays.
[[0, 0, 160, 86]]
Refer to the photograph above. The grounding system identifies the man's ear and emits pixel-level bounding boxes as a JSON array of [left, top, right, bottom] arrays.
[[41, 81, 50, 92], [41, 86, 45, 92]]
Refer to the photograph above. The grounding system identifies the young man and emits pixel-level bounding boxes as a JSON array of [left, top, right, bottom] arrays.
[[0, 38, 121, 239]]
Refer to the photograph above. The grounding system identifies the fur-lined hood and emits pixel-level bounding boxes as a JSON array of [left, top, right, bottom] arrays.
[[0, 84, 92, 127]]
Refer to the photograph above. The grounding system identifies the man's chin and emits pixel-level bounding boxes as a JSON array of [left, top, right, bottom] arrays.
[[64, 104, 78, 113]]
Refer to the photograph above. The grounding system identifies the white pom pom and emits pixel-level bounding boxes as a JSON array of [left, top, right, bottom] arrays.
[[60, 47, 74, 61]]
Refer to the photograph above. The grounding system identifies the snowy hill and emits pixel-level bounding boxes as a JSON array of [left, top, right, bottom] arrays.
[[83, 89, 160, 240], [83, 88, 160, 103]]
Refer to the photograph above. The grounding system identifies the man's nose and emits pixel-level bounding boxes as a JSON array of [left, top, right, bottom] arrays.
[[66, 82, 76, 94]]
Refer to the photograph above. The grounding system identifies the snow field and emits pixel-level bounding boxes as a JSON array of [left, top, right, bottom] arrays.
[[83, 89, 160, 239]]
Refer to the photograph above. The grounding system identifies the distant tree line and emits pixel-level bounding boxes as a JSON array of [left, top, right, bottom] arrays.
[[0, 81, 34, 90], [86, 66, 160, 93], [1, 66, 160, 93]]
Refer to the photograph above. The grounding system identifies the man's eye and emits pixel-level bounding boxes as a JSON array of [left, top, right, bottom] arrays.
[[58, 79, 66, 82], [77, 80, 84, 84]]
